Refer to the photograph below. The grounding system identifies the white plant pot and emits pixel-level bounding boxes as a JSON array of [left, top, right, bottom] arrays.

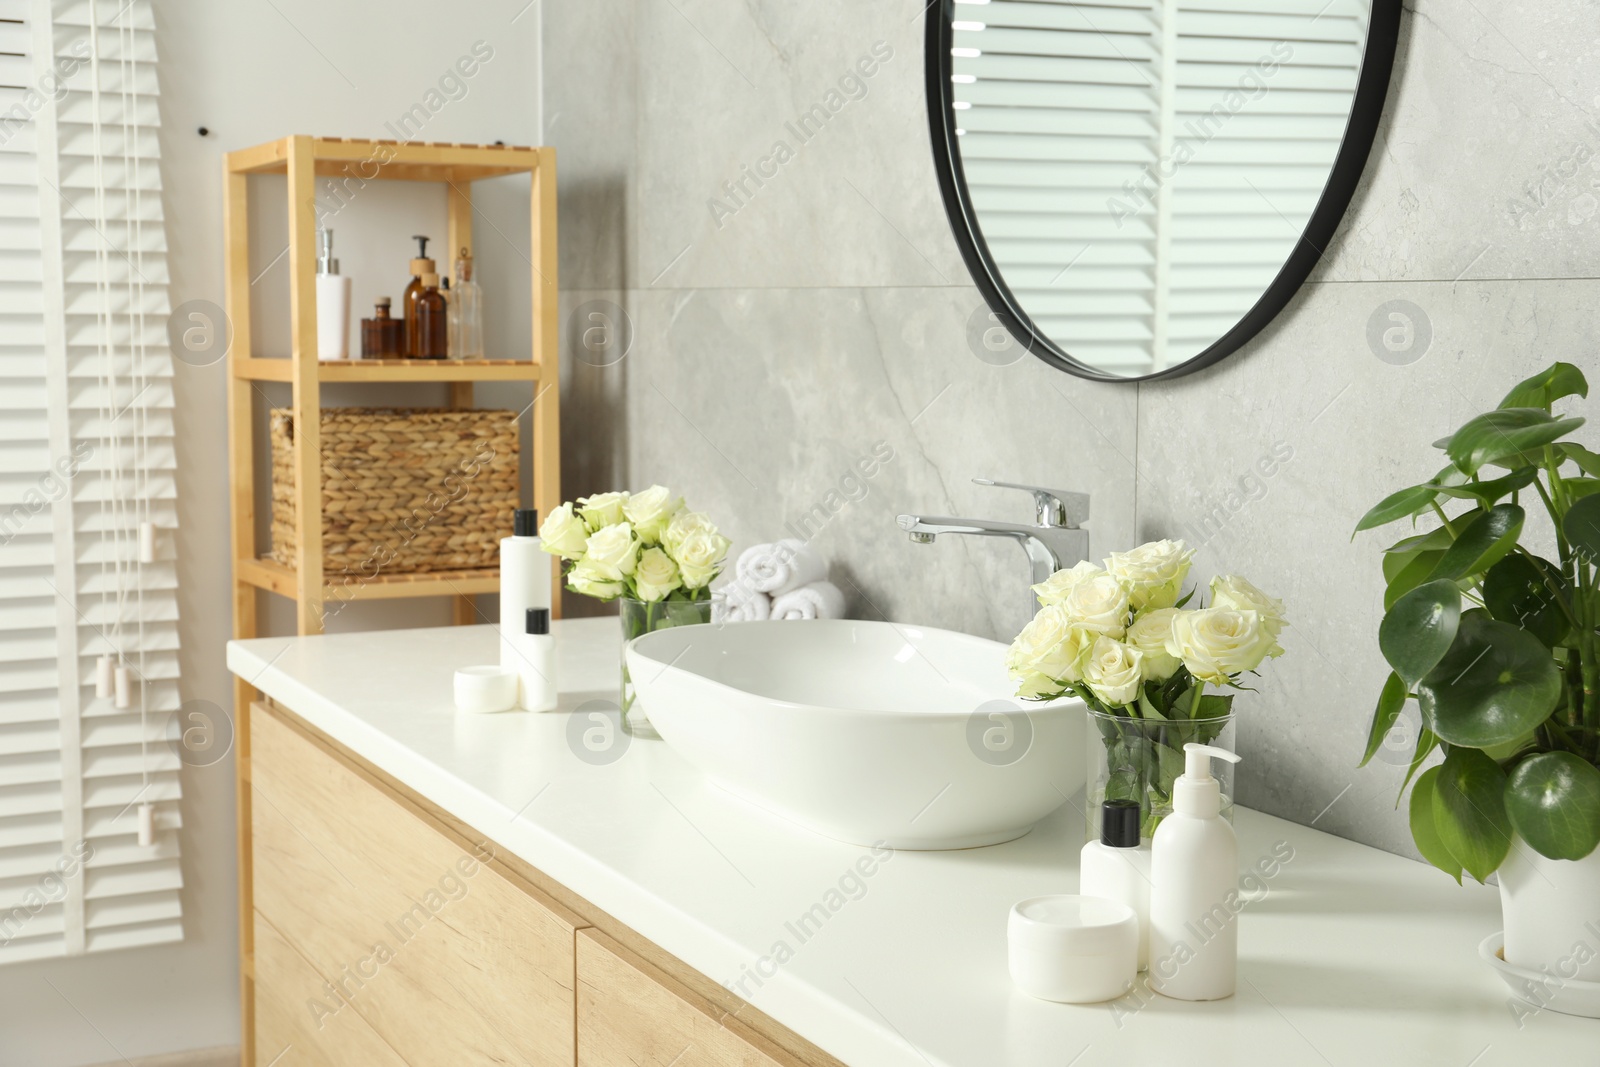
[[1498, 838, 1600, 982]]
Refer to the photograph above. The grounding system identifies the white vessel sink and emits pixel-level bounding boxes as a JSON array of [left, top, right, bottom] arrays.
[[625, 620, 1085, 850]]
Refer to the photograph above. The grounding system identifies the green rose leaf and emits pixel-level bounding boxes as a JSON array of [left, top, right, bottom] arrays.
[[1563, 492, 1600, 566], [1429, 504, 1524, 582], [1482, 552, 1570, 647], [1416, 612, 1561, 748], [1410, 766, 1463, 883], [1504, 752, 1600, 862], [1380, 580, 1462, 689], [1499, 362, 1589, 411], [1432, 746, 1512, 884], [1354, 483, 1439, 534], [1361, 671, 1410, 768], [1444, 409, 1586, 476]]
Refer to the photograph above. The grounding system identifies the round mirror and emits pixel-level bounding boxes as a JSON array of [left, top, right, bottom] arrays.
[[927, 0, 1401, 381]]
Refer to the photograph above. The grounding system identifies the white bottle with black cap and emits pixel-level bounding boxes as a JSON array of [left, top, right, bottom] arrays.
[[511, 607, 557, 711], [1149, 743, 1242, 1001], [1080, 799, 1152, 970], [499, 508, 551, 672]]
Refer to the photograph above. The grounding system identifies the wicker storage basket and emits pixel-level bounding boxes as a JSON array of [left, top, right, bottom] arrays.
[[269, 407, 518, 578]]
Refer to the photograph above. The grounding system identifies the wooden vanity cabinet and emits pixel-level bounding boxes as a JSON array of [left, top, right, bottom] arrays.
[[240, 701, 842, 1067]]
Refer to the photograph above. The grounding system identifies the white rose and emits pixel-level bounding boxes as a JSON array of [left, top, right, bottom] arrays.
[[1105, 539, 1195, 611], [582, 522, 640, 580], [538, 502, 589, 561], [1006, 605, 1096, 696], [623, 485, 682, 544], [567, 557, 625, 600], [632, 547, 681, 602], [1031, 561, 1107, 607], [577, 491, 629, 531], [1166, 608, 1275, 685], [1210, 574, 1287, 651], [662, 510, 718, 554], [1060, 573, 1130, 637], [1126, 607, 1183, 682], [672, 527, 731, 590], [1082, 637, 1145, 707]]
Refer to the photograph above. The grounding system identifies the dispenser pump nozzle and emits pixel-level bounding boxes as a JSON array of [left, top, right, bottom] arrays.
[[1173, 743, 1241, 818]]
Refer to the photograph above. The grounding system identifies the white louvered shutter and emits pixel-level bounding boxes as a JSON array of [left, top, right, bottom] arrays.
[[950, 0, 1365, 375], [0, 0, 181, 965]]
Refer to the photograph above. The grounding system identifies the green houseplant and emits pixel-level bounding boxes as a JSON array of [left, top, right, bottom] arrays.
[[1356, 361, 1600, 990]]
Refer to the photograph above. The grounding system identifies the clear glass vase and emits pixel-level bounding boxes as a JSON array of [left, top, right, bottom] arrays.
[[618, 596, 712, 738], [1085, 709, 1235, 843]]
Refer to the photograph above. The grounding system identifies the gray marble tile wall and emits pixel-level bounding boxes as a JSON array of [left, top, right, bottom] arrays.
[[543, 0, 1600, 858]]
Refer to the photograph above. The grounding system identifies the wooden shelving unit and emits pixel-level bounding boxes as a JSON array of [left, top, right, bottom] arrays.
[[224, 135, 559, 637], [223, 135, 559, 1060]]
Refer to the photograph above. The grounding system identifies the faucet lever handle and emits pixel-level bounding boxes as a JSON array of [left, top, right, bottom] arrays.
[[973, 478, 1090, 528]]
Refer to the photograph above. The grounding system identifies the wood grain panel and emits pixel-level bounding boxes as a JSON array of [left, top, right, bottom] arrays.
[[577, 929, 798, 1067], [251, 705, 578, 1067], [254, 910, 409, 1067]]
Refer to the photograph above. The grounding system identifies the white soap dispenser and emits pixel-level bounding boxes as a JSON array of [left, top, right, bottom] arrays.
[[1149, 742, 1241, 1001], [1080, 799, 1152, 970], [315, 228, 353, 359], [499, 509, 552, 673]]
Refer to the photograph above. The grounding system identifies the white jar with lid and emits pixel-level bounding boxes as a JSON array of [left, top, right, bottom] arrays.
[[1007, 894, 1137, 1003]]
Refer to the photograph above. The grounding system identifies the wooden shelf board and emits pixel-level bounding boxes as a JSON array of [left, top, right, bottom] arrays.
[[234, 357, 541, 384], [226, 137, 544, 182], [238, 557, 500, 602]]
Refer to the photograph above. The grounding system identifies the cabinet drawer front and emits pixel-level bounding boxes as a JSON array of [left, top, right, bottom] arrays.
[[255, 910, 409, 1067], [578, 930, 794, 1067], [251, 704, 577, 1067]]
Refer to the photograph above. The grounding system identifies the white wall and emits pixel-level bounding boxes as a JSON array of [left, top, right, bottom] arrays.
[[0, 3, 541, 1063]]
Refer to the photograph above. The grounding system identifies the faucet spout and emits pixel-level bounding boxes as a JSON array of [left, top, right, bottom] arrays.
[[895, 513, 1089, 594]]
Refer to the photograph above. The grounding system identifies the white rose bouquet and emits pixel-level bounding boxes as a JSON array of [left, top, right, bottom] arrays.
[[1006, 539, 1286, 832], [539, 486, 731, 607]]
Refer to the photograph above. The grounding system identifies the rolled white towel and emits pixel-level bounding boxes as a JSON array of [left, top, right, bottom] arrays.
[[712, 579, 770, 623], [771, 580, 847, 621], [736, 539, 827, 596]]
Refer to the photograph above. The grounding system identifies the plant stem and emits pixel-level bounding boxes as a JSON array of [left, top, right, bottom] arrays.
[[1429, 501, 1458, 538], [1189, 679, 1206, 719]]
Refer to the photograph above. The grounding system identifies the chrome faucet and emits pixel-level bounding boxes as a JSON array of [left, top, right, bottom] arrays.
[[897, 479, 1090, 613]]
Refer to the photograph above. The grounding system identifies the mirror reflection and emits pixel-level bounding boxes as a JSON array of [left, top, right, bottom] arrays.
[[942, 0, 1375, 378]]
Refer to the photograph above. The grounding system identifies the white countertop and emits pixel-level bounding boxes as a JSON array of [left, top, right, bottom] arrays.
[[228, 619, 1592, 1067]]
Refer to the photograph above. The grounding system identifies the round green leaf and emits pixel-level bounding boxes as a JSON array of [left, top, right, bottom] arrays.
[[1444, 409, 1585, 476], [1432, 746, 1512, 883], [1429, 504, 1524, 582], [1385, 549, 1448, 611], [1499, 362, 1589, 411], [1563, 492, 1600, 566], [1410, 766, 1462, 883], [1416, 613, 1561, 748], [1482, 553, 1570, 647], [1505, 752, 1600, 861], [1379, 580, 1461, 689]]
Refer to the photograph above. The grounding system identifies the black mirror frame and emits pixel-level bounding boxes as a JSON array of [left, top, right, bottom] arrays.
[[925, 0, 1404, 383]]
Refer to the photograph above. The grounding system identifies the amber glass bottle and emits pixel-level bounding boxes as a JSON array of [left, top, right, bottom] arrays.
[[414, 273, 448, 359], [360, 297, 403, 359], [402, 234, 435, 358]]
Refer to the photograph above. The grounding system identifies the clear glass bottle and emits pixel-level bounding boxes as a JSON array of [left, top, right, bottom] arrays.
[[451, 248, 485, 359]]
